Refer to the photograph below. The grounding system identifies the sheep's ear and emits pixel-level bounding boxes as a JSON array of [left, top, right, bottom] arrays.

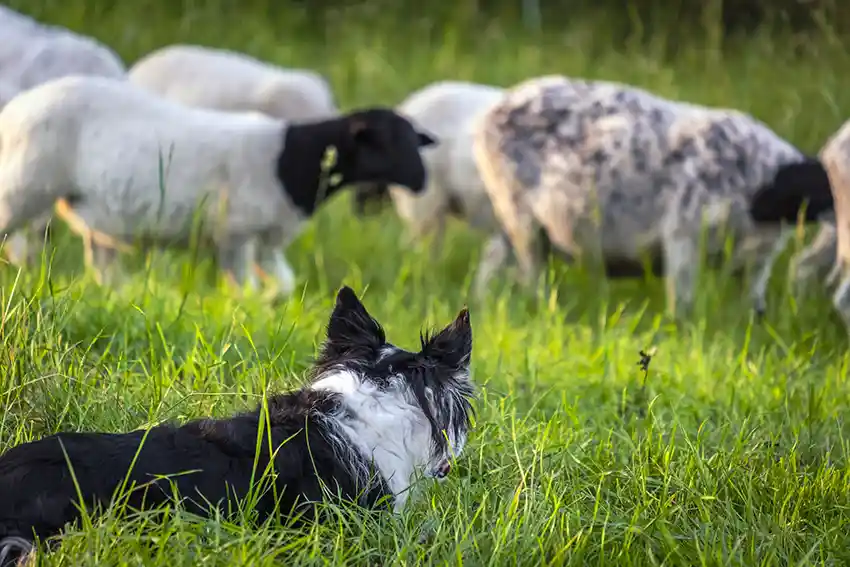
[[417, 131, 438, 148]]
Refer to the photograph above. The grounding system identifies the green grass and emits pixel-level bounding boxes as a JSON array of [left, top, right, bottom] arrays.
[[2, 2, 850, 565]]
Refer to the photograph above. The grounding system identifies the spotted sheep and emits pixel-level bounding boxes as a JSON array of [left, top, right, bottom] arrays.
[[354, 81, 506, 257], [0, 76, 437, 293], [472, 74, 833, 316]]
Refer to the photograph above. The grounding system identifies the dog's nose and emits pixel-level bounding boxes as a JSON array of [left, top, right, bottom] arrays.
[[435, 460, 451, 479]]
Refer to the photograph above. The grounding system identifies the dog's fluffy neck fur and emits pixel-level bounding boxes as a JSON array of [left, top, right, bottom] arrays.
[[311, 368, 434, 511], [307, 287, 475, 512]]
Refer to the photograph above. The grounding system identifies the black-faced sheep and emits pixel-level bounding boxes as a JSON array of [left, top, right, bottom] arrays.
[[472, 75, 833, 316], [0, 76, 437, 293]]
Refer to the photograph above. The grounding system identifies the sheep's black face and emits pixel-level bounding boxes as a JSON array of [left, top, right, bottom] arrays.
[[750, 158, 834, 223], [341, 108, 437, 194]]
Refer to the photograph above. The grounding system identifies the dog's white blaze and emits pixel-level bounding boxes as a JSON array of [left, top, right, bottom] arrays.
[[311, 369, 434, 512]]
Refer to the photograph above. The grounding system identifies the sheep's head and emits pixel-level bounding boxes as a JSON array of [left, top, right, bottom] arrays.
[[337, 108, 437, 195]]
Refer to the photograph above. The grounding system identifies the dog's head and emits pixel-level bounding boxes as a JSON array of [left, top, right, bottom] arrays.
[[312, 286, 475, 483]]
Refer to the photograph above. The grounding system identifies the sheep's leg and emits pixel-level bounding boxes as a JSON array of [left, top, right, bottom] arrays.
[[3, 214, 52, 267], [473, 232, 512, 299], [826, 261, 843, 289], [732, 226, 793, 318], [502, 206, 544, 290], [0, 204, 55, 268], [53, 199, 128, 286], [429, 214, 447, 262], [254, 238, 296, 298], [661, 216, 699, 318], [253, 229, 296, 296], [3, 232, 34, 267], [832, 275, 850, 337], [218, 235, 258, 292], [89, 241, 121, 287], [790, 221, 838, 295]]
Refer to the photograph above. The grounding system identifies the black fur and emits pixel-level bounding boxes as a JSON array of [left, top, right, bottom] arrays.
[[0, 391, 386, 565], [0, 285, 474, 566], [278, 108, 438, 216], [311, 286, 475, 462], [749, 158, 834, 223]]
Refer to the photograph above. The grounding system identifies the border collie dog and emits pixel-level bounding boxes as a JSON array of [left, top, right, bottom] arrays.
[[0, 286, 475, 566]]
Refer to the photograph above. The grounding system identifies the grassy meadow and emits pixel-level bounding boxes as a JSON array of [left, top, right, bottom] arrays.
[[1, 1, 850, 565]]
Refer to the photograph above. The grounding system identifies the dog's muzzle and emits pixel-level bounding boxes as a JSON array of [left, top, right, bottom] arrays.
[[433, 459, 451, 480]]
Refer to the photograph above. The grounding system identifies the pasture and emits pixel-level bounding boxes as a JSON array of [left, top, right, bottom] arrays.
[[1, 2, 849, 564]]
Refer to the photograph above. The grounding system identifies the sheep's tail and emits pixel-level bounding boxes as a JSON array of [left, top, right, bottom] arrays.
[[0, 536, 33, 567], [749, 157, 834, 224]]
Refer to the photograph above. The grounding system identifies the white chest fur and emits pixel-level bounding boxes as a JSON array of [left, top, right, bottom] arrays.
[[311, 370, 433, 511]]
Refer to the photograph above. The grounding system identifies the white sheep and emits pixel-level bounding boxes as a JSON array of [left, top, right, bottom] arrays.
[[0, 80, 16, 109], [0, 75, 437, 293], [0, 7, 125, 90], [372, 81, 506, 257], [128, 44, 337, 123], [786, 119, 850, 333], [472, 75, 833, 317], [0, 6, 128, 265]]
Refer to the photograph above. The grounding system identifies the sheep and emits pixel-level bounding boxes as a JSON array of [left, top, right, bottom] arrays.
[[128, 44, 337, 124], [0, 75, 437, 293], [472, 75, 833, 317], [352, 81, 505, 256], [0, 80, 15, 108], [0, 6, 127, 266], [756, 118, 850, 333], [0, 7, 125, 91]]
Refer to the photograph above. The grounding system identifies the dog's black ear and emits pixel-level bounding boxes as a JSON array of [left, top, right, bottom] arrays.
[[324, 286, 386, 357], [421, 308, 472, 371]]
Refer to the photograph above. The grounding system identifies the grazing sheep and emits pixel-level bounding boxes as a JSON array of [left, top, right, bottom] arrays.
[[761, 118, 850, 333], [472, 75, 833, 316], [0, 76, 437, 293], [128, 44, 337, 123], [354, 81, 505, 255], [0, 6, 125, 90], [0, 6, 127, 266]]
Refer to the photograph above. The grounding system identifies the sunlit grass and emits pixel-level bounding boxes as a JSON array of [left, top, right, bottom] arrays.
[[1, 2, 849, 565]]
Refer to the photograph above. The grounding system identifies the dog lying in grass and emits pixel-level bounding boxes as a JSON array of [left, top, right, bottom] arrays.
[[0, 286, 475, 566]]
